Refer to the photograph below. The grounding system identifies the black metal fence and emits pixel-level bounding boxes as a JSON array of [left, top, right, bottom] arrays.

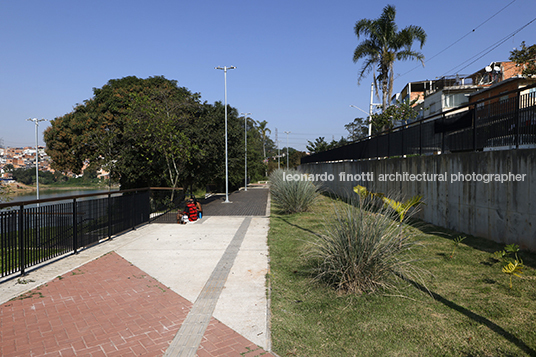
[[302, 84, 536, 164], [0, 187, 184, 278]]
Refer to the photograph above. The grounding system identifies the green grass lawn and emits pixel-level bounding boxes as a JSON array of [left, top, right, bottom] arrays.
[[268, 195, 536, 357]]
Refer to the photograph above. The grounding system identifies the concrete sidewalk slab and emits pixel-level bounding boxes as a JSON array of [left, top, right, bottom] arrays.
[[115, 216, 271, 349]]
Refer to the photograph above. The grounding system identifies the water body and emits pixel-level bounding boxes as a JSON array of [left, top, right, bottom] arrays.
[[6, 188, 119, 205]]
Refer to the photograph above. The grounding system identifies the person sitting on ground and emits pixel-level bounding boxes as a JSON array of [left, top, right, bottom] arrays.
[[186, 197, 198, 221], [192, 196, 203, 219]]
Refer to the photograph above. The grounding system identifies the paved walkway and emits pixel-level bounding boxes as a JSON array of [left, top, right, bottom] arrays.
[[0, 187, 276, 357]]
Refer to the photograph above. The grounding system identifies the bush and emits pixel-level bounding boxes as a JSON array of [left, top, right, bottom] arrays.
[[307, 193, 426, 294], [269, 169, 319, 214]]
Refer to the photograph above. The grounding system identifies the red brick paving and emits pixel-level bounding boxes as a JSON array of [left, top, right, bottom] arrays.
[[0, 252, 275, 356], [198, 319, 272, 357]]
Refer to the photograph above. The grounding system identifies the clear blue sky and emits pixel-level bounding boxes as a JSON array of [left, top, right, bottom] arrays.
[[1, 0, 535, 151]]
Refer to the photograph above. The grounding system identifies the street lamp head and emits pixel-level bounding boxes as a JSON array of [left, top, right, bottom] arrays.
[[215, 66, 237, 71], [350, 104, 370, 116], [27, 118, 47, 123]]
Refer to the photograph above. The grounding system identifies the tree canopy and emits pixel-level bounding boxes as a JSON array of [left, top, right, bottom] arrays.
[[44, 76, 269, 192], [369, 97, 420, 134], [510, 41, 536, 77], [306, 136, 348, 154], [345, 117, 369, 141], [353, 4, 426, 110]]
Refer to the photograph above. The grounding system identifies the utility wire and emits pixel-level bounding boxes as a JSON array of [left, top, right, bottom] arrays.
[[442, 16, 536, 76], [398, 0, 517, 78]]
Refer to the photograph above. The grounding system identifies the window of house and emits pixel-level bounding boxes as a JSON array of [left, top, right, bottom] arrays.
[[443, 93, 467, 108]]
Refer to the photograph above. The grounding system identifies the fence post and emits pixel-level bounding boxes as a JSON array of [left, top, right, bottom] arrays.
[[18, 205, 25, 276], [515, 91, 521, 149], [388, 133, 391, 158], [419, 120, 422, 155], [401, 127, 405, 156], [441, 114, 445, 153], [132, 192, 137, 231], [472, 106, 477, 151], [108, 193, 112, 239], [73, 198, 78, 254], [376, 134, 379, 158]]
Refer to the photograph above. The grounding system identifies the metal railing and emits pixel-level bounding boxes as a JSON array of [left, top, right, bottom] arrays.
[[302, 84, 536, 164], [0, 187, 184, 278]]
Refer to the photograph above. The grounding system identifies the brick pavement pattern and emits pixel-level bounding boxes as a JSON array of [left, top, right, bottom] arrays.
[[0, 252, 274, 356]]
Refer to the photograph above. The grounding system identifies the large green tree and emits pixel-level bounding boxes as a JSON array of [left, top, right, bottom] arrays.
[[185, 101, 243, 192], [45, 76, 198, 190], [353, 4, 426, 111], [126, 81, 199, 197], [45, 76, 269, 192]]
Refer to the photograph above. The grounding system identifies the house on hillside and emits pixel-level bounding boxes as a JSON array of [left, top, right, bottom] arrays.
[[392, 61, 524, 121]]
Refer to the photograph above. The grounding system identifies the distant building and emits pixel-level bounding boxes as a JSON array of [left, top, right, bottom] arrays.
[[0, 145, 54, 173], [469, 76, 536, 104], [392, 61, 524, 123]]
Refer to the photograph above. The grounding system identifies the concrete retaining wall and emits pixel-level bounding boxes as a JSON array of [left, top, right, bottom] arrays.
[[299, 149, 536, 252]]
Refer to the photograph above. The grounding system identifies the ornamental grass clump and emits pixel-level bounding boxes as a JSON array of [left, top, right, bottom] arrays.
[[269, 169, 319, 214], [308, 193, 425, 295]]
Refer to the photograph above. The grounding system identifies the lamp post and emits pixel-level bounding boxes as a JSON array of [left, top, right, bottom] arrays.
[[240, 112, 251, 191], [284, 131, 291, 170], [215, 65, 236, 203], [277, 141, 280, 169], [27, 118, 46, 201], [350, 83, 379, 137], [368, 82, 377, 136]]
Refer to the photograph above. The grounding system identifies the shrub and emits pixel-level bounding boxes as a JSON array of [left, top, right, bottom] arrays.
[[307, 193, 426, 294], [269, 169, 319, 214]]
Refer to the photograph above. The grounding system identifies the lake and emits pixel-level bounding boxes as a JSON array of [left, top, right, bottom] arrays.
[[5, 188, 119, 205]]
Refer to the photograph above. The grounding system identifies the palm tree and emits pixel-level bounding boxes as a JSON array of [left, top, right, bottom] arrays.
[[257, 120, 271, 176], [353, 4, 426, 111]]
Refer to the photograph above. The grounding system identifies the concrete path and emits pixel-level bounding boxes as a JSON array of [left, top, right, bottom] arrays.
[[0, 187, 276, 356]]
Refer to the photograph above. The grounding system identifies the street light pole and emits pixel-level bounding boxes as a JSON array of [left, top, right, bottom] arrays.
[[27, 118, 46, 201], [350, 83, 379, 138], [284, 131, 290, 170], [368, 83, 374, 137], [240, 112, 251, 191], [276, 128, 280, 169], [215, 65, 236, 203]]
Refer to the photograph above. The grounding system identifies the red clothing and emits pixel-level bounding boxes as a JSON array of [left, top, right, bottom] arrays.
[[186, 202, 198, 221]]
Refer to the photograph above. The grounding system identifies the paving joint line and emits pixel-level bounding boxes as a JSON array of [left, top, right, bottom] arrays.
[[164, 216, 252, 357]]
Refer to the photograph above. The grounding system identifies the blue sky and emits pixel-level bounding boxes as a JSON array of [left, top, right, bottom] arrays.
[[1, 0, 535, 151]]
